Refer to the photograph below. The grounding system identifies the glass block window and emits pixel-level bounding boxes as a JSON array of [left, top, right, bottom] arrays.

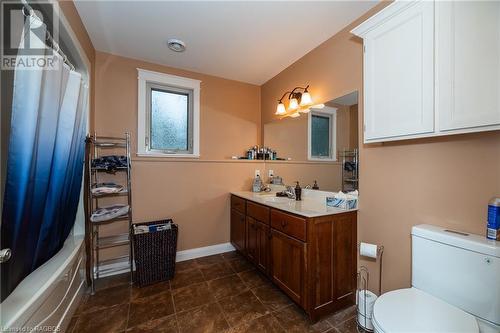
[[146, 83, 193, 154]]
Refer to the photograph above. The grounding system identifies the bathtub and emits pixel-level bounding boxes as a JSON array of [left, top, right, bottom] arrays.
[[0, 226, 86, 332], [0, 233, 85, 332]]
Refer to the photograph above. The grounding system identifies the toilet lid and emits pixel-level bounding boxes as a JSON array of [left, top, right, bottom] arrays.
[[372, 288, 479, 333]]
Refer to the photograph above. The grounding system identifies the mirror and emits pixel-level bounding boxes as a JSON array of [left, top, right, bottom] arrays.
[[263, 91, 358, 191]]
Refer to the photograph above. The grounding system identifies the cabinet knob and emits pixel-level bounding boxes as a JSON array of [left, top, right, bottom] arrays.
[[281, 220, 288, 228]]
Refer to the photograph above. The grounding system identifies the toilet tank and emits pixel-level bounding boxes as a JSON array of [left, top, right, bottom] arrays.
[[411, 224, 500, 326]]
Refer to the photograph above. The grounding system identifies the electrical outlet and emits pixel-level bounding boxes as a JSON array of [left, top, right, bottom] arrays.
[[268, 169, 274, 177], [255, 169, 260, 177]]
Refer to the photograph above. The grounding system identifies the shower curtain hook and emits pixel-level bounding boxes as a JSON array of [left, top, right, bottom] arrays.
[[21, 6, 30, 17]]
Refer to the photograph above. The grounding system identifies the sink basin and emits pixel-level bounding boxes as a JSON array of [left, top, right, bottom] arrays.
[[262, 196, 291, 203]]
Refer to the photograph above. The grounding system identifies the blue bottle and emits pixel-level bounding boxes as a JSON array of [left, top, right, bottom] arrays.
[[487, 197, 500, 240]]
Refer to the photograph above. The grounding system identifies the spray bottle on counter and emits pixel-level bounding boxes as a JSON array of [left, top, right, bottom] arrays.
[[487, 197, 500, 240]]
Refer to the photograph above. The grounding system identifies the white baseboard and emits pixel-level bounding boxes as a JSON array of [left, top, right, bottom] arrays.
[[176, 242, 235, 262], [98, 242, 236, 278]]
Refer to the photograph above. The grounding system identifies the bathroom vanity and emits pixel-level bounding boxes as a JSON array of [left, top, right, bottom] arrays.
[[230, 191, 357, 321]]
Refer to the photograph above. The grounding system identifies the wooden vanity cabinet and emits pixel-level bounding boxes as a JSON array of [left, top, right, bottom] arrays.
[[230, 194, 357, 322], [230, 196, 246, 252]]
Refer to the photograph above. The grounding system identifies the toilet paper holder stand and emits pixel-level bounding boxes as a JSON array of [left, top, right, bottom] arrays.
[[356, 244, 384, 332], [358, 243, 384, 296]]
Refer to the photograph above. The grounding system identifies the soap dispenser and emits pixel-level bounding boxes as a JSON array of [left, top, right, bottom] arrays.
[[294, 181, 302, 201], [312, 180, 319, 190]]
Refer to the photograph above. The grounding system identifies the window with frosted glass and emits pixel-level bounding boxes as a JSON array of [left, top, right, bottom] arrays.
[[147, 84, 193, 153], [311, 114, 331, 158]]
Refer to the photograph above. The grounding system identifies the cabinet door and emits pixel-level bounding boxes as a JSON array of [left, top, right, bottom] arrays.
[[437, 1, 500, 131], [255, 221, 270, 273], [230, 209, 246, 253], [309, 213, 357, 315], [246, 216, 257, 263], [246, 217, 269, 273], [363, 1, 434, 142], [270, 229, 304, 305]]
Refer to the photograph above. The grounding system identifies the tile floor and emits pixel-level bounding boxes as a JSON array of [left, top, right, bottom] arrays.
[[68, 251, 360, 333]]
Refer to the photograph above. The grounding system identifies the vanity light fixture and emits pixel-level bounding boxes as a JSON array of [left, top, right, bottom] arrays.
[[275, 85, 315, 117]]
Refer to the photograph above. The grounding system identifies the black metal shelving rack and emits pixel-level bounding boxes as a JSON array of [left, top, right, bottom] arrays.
[[341, 148, 359, 192], [84, 133, 133, 294]]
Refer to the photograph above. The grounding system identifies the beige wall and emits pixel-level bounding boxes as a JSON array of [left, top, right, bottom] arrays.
[[261, 2, 500, 293], [94, 51, 263, 252]]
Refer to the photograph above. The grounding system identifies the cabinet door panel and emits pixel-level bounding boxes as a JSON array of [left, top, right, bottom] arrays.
[[437, 1, 500, 131], [271, 230, 304, 305], [246, 216, 257, 263], [230, 209, 246, 253], [247, 217, 269, 273], [364, 1, 434, 141], [256, 221, 269, 273], [332, 215, 357, 301]]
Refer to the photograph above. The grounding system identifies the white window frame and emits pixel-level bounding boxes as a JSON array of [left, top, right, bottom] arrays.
[[307, 106, 337, 161], [137, 68, 201, 158]]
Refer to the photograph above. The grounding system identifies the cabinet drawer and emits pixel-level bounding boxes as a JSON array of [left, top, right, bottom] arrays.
[[271, 210, 306, 242], [247, 201, 270, 224], [231, 195, 246, 214]]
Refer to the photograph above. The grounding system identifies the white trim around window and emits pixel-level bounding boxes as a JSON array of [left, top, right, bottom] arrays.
[[137, 68, 201, 158], [307, 106, 337, 161]]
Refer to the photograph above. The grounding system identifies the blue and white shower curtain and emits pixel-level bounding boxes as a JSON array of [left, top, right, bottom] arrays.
[[1, 23, 87, 300]]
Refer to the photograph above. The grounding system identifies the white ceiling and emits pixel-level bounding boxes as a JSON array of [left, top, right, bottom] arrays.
[[75, 1, 378, 85]]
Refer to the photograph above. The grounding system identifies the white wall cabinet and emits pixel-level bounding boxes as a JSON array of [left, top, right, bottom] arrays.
[[352, 0, 500, 143], [436, 1, 500, 132]]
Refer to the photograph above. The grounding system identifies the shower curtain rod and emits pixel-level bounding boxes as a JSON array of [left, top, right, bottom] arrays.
[[21, 1, 76, 71]]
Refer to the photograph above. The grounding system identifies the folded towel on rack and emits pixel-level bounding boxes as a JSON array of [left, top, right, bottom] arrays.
[[133, 222, 172, 234], [91, 204, 129, 222], [344, 161, 357, 172], [91, 182, 124, 195], [92, 155, 129, 173]]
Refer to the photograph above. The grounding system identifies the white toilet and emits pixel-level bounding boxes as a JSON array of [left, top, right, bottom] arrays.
[[372, 224, 500, 333]]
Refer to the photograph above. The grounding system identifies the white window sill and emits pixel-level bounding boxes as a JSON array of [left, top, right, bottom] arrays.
[[308, 158, 338, 162], [136, 153, 200, 159]]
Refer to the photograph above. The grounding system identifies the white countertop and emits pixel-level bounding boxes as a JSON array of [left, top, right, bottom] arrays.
[[231, 189, 357, 218]]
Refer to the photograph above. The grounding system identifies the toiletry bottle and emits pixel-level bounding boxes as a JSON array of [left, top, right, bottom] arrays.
[[487, 197, 500, 240], [247, 149, 253, 160], [295, 181, 302, 201], [312, 180, 319, 190]]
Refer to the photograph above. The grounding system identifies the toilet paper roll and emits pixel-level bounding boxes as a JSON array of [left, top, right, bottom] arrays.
[[360, 242, 378, 258], [356, 290, 377, 316]]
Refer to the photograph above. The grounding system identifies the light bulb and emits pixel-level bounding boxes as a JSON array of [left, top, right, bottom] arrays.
[[300, 92, 312, 106], [276, 102, 286, 115], [288, 98, 299, 110]]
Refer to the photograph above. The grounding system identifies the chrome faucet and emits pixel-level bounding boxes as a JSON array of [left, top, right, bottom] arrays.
[[285, 186, 296, 199]]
